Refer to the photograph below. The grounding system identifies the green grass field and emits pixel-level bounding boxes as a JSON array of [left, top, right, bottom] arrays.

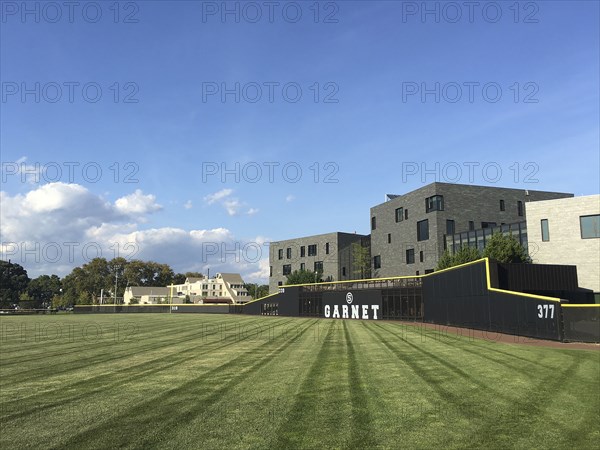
[[1, 314, 598, 449]]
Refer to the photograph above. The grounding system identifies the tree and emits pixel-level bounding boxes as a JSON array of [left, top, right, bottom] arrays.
[[483, 233, 531, 264], [244, 283, 269, 299], [0, 260, 30, 307], [27, 275, 62, 307], [351, 242, 371, 279], [435, 247, 481, 271], [286, 269, 323, 285]]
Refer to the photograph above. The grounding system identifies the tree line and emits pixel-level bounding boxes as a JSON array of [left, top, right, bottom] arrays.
[[0, 258, 268, 309]]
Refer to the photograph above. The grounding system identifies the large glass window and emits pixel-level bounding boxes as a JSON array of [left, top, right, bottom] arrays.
[[395, 207, 404, 222], [406, 249, 415, 264], [580, 215, 600, 239], [373, 255, 381, 269], [282, 264, 291, 276], [426, 195, 444, 213], [417, 219, 429, 241], [541, 219, 550, 242], [314, 261, 324, 272], [308, 244, 317, 256]]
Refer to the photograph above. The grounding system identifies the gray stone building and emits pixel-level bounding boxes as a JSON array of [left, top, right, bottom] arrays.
[[370, 182, 573, 277], [269, 232, 370, 293]]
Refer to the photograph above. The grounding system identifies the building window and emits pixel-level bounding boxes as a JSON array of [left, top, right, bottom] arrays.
[[425, 269, 434, 274], [541, 219, 550, 242], [278, 281, 283, 286], [300, 246, 306, 257], [419, 251, 424, 263], [282, 264, 292, 276], [481, 222, 497, 229], [580, 215, 600, 239], [325, 243, 330, 254], [426, 195, 444, 213], [405, 209, 408, 220], [308, 244, 317, 256], [300, 263, 305, 271], [371, 216, 377, 230], [278, 249, 283, 260], [387, 233, 392, 244], [314, 261, 324, 272], [342, 267, 346, 276], [406, 249, 415, 264], [469, 221, 475, 231], [517, 201, 524, 217], [446, 219, 455, 235], [373, 255, 381, 269], [417, 219, 429, 241], [269, 266, 272, 277], [395, 207, 404, 222], [416, 271, 419, 275], [286, 248, 292, 259], [500, 199, 505, 211]]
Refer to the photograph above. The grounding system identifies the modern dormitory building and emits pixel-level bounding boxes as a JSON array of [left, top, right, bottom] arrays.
[[268, 232, 370, 294], [269, 182, 574, 293]]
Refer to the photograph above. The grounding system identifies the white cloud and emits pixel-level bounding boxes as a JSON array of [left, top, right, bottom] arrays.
[[115, 189, 162, 216], [203, 188, 256, 217], [285, 195, 295, 203], [203, 188, 233, 205], [1, 156, 46, 184], [184, 200, 193, 210], [0, 183, 269, 283]]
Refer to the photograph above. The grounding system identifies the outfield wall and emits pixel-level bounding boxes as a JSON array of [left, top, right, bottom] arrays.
[[75, 304, 230, 314], [74, 259, 599, 343]]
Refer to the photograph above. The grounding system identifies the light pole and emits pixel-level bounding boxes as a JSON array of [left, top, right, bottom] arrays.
[[113, 265, 120, 305]]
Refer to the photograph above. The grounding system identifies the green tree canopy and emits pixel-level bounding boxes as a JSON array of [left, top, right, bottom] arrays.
[[483, 233, 531, 264], [435, 247, 482, 271], [0, 260, 30, 306], [286, 269, 323, 285], [27, 274, 62, 307]]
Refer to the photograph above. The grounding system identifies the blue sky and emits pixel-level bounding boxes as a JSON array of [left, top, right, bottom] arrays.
[[1, 1, 599, 281]]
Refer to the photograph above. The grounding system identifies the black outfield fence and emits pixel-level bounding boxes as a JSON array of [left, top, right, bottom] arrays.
[[562, 305, 600, 343], [74, 259, 599, 343]]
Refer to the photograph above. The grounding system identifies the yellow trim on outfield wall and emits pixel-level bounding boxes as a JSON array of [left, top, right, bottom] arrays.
[[276, 257, 561, 304], [238, 292, 281, 306], [74, 303, 231, 307], [562, 304, 600, 308]]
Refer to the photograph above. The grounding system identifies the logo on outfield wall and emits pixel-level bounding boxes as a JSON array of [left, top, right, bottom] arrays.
[[323, 290, 381, 320]]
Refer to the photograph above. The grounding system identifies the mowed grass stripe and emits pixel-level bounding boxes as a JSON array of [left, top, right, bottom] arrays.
[[1, 317, 299, 422], [50, 319, 320, 449], [0, 314, 260, 369], [1, 315, 598, 450]]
